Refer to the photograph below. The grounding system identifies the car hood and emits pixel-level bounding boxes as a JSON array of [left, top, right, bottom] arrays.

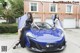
[[26, 28, 64, 43]]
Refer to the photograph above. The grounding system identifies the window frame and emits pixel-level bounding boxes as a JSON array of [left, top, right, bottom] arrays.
[[66, 4, 73, 13], [49, 3, 57, 13], [29, 2, 38, 12]]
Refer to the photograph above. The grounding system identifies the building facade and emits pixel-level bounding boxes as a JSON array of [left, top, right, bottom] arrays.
[[24, 0, 80, 28]]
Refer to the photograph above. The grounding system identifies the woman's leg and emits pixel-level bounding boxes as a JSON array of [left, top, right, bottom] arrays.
[[13, 29, 22, 49], [20, 25, 31, 48], [18, 29, 22, 40], [13, 25, 31, 49], [20, 27, 26, 48]]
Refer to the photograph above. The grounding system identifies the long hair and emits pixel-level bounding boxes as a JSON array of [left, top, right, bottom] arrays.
[[27, 12, 33, 23], [54, 14, 59, 20]]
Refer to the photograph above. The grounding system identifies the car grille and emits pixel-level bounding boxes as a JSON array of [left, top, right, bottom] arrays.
[[30, 39, 42, 50], [29, 39, 58, 49]]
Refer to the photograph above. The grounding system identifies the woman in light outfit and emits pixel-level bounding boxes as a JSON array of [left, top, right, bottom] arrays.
[[52, 14, 66, 37], [52, 14, 63, 30]]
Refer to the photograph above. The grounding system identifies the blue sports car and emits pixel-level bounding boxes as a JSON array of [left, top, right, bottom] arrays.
[[21, 22, 66, 52]]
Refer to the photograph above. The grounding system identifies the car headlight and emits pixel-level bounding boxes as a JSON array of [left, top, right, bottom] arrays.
[[26, 32, 36, 38]]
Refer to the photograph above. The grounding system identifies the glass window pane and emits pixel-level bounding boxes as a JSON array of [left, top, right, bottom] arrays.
[[67, 5, 72, 12], [31, 3, 37, 6], [31, 6, 37, 11], [31, 3, 37, 11], [50, 4, 56, 12]]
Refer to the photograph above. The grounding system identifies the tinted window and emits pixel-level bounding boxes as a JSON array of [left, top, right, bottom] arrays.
[[32, 22, 52, 30]]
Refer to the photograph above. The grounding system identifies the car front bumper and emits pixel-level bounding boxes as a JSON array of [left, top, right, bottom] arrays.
[[29, 45, 65, 52], [26, 37, 66, 52]]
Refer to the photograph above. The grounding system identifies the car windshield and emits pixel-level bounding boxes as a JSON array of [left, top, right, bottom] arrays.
[[32, 22, 52, 30]]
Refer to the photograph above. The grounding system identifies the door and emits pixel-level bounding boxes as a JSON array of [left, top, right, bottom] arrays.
[[63, 18, 76, 28]]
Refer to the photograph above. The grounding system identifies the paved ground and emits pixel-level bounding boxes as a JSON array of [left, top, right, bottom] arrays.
[[0, 29, 80, 53]]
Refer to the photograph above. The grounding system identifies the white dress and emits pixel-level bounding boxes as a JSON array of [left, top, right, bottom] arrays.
[[54, 19, 66, 36]]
